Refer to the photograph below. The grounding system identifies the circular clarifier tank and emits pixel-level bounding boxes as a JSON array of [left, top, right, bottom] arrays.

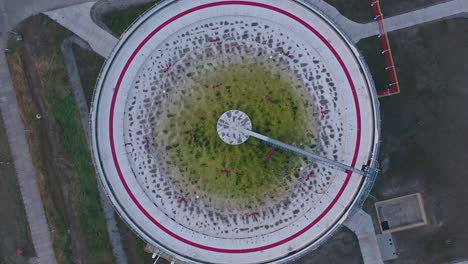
[[90, 0, 381, 263]]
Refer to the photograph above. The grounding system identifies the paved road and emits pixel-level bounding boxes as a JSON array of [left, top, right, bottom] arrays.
[[0, 1, 90, 263]]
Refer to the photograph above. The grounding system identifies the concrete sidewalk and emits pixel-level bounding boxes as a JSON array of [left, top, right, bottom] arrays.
[[45, 1, 118, 57], [1, 0, 92, 262], [344, 209, 384, 264], [304, 0, 468, 42], [0, 42, 58, 264]]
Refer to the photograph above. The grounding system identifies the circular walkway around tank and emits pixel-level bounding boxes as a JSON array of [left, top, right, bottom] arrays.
[[90, 0, 380, 263]]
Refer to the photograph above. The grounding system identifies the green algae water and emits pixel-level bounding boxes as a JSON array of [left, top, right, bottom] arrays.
[[155, 62, 317, 209]]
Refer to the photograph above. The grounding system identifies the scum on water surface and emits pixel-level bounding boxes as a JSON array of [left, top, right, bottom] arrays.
[[154, 61, 318, 209]]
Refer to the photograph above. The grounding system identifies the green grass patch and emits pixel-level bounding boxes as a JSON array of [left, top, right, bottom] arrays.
[[40, 47, 113, 262], [158, 62, 317, 208], [9, 14, 114, 263], [72, 45, 104, 106], [72, 39, 152, 264], [103, 1, 158, 36]]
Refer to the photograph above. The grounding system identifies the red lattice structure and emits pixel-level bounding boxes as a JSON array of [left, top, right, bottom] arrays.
[[371, 0, 400, 97]]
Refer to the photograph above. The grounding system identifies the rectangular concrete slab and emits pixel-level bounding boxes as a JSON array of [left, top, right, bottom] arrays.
[[375, 193, 428, 233]]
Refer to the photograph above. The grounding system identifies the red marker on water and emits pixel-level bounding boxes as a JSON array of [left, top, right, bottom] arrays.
[[265, 148, 275, 161], [212, 82, 224, 90], [209, 37, 221, 42], [320, 105, 326, 120], [265, 95, 274, 104], [144, 135, 151, 151], [164, 63, 172, 73], [280, 50, 293, 58], [178, 196, 188, 204], [187, 129, 193, 142], [305, 171, 314, 181], [248, 211, 260, 217]]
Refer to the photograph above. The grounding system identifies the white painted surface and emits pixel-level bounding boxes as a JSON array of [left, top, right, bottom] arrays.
[[90, 0, 380, 263]]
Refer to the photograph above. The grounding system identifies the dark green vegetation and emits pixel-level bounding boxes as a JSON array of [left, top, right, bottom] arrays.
[[0, 117, 35, 264], [324, 0, 447, 22], [7, 15, 113, 263], [72, 44, 156, 263], [48, 51, 112, 263], [159, 63, 316, 208], [72, 45, 104, 106], [103, 1, 157, 36]]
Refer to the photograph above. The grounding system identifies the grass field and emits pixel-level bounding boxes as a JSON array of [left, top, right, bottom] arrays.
[[6, 47, 73, 263], [45, 54, 113, 263], [103, 1, 157, 36], [7, 15, 114, 263], [72, 45, 104, 106], [158, 62, 317, 208]]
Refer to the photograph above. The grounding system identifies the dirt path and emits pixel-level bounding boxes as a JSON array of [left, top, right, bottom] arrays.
[[21, 32, 88, 263]]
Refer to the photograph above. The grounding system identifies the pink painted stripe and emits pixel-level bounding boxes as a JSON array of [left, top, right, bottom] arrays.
[[109, 1, 362, 253]]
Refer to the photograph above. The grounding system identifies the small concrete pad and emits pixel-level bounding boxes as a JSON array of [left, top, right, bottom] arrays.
[[375, 193, 428, 233], [344, 209, 384, 264], [377, 233, 397, 261]]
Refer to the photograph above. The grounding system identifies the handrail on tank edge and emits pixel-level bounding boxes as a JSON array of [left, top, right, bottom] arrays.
[[89, 0, 382, 263], [278, 1, 382, 263]]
